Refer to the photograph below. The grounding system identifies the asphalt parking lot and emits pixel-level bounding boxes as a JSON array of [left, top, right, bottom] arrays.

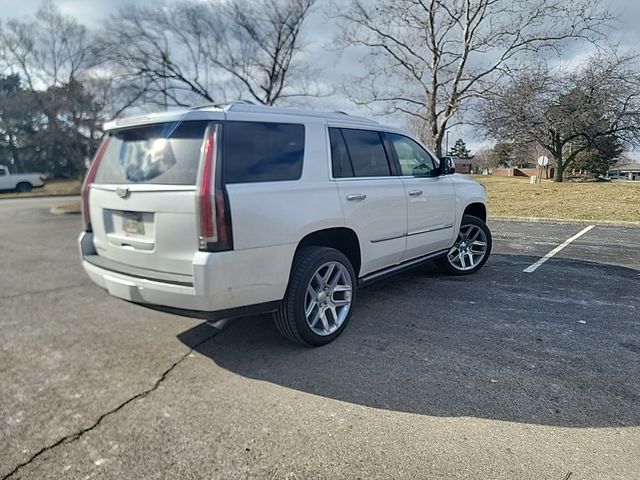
[[1, 196, 639, 479]]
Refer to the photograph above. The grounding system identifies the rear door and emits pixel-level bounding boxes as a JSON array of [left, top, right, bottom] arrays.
[[89, 120, 213, 276], [330, 127, 407, 276], [385, 133, 456, 261]]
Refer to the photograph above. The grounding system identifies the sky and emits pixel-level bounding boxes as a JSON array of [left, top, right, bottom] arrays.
[[0, 0, 136, 21], [1, 0, 639, 158]]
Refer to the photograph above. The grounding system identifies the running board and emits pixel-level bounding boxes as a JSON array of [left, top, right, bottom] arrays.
[[358, 249, 449, 287]]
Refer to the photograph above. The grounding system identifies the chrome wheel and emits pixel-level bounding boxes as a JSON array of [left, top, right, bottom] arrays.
[[447, 224, 489, 272], [304, 261, 353, 336]]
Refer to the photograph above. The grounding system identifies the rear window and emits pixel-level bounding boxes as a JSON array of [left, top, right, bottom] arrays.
[[94, 121, 209, 185], [224, 121, 305, 183], [340, 129, 391, 177]]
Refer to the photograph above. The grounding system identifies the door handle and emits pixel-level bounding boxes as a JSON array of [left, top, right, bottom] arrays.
[[346, 193, 367, 201], [408, 190, 423, 196]]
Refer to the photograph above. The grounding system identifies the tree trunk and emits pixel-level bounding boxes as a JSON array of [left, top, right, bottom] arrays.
[[432, 119, 446, 158], [554, 166, 563, 182], [433, 133, 444, 158], [553, 140, 564, 182], [9, 135, 23, 173], [554, 157, 565, 182]]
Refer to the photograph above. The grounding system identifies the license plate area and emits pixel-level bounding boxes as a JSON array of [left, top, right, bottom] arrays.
[[122, 211, 145, 235]]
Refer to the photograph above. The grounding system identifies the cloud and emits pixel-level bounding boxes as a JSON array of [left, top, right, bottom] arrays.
[[1, 0, 639, 154], [0, 0, 153, 23]]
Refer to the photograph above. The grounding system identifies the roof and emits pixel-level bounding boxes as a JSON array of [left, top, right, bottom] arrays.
[[104, 102, 381, 131], [608, 163, 640, 172]]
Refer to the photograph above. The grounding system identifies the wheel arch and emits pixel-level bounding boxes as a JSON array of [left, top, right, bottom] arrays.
[[294, 227, 362, 277], [15, 181, 33, 192], [462, 202, 487, 223]]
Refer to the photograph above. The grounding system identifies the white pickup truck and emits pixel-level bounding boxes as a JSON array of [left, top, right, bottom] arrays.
[[0, 165, 46, 192]]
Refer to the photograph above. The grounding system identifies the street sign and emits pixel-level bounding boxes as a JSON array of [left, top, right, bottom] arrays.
[[538, 156, 549, 167]]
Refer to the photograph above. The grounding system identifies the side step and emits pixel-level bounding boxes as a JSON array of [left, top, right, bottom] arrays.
[[358, 249, 448, 287]]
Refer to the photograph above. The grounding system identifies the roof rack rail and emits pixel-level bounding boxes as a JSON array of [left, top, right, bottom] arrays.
[[333, 111, 351, 116], [189, 99, 257, 111], [229, 100, 257, 105]]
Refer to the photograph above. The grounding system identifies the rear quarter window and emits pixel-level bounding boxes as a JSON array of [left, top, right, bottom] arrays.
[[223, 121, 305, 183], [94, 121, 209, 185]]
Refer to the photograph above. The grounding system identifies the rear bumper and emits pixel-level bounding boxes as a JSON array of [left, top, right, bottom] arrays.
[[79, 232, 295, 316]]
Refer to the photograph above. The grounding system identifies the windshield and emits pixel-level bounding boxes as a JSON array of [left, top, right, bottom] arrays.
[[94, 121, 209, 185]]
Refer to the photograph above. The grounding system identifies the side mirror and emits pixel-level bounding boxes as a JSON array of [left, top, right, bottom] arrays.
[[440, 156, 456, 175]]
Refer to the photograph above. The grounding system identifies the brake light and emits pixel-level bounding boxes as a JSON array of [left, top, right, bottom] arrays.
[[82, 136, 111, 231], [198, 128, 217, 244], [197, 125, 232, 251]]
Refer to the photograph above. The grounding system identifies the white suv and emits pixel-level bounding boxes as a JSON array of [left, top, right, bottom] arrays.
[[79, 103, 491, 346]]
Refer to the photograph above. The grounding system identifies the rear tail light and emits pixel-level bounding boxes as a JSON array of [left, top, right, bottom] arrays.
[[197, 124, 232, 251], [82, 136, 111, 232]]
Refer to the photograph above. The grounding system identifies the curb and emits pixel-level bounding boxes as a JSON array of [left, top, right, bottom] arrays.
[[1, 192, 81, 200], [50, 205, 81, 215], [489, 216, 640, 228]]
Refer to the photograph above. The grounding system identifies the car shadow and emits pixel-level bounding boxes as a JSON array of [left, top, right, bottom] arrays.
[[177, 254, 640, 428]]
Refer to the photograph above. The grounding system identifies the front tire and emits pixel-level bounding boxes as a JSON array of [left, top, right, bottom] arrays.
[[437, 214, 492, 275], [275, 247, 356, 346]]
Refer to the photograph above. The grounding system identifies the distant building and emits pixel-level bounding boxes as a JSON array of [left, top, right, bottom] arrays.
[[608, 162, 640, 181], [447, 155, 483, 174], [451, 156, 473, 174]]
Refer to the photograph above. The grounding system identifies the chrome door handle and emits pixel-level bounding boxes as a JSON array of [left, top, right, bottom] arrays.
[[408, 190, 423, 196], [346, 193, 367, 201]]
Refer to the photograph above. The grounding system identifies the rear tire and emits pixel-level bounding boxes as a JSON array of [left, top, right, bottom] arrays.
[[436, 214, 492, 275], [16, 182, 33, 193], [275, 247, 356, 346]]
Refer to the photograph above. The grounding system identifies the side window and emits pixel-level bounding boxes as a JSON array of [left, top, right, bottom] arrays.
[[329, 128, 354, 178], [0, 168, 6, 176], [341, 129, 392, 177], [388, 133, 437, 177], [224, 121, 305, 183]]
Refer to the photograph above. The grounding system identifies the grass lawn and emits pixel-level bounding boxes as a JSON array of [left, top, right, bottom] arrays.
[[475, 175, 640, 223], [0, 178, 82, 199]]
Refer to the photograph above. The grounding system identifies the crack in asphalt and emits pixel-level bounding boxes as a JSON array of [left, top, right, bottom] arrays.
[[0, 283, 88, 302], [1, 330, 220, 480]]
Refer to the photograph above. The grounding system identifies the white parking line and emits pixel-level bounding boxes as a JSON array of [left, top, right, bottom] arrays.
[[523, 225, 595, 273]]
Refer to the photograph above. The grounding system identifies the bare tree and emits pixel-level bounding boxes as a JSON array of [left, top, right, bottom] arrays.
[[0, 2, 111, 175], [96, 0, 317, 110], [95, 2, 219, 109], [481, 53, 640, 181], [473, 147, 500, 171], [335, 0, 613, 157], [0, 0, 91, 89], [218, 0, 319, 105]]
